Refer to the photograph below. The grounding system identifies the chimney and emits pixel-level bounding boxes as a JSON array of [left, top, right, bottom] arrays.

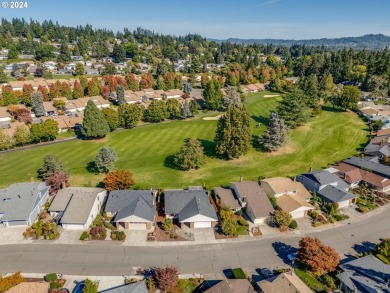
[[309, 166, 313, 172], [240, 176, 243, 182], [293, 176, 296, 182]]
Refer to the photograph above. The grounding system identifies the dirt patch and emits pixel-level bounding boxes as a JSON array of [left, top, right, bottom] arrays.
[[203, 114, 223, 120], [264, 94, 280, 97], [267, 143, 297, 156], [297, 124, 312, 132]]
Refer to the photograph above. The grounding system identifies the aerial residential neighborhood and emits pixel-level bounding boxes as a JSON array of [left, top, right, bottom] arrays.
[[0, 1, 390, 293]]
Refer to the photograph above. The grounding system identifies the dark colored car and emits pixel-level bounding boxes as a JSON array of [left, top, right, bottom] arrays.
[[260, 268, 275, 279]]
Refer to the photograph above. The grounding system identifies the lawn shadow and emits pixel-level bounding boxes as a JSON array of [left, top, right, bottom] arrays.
[[199, 139, 225, 159], [222, 268, 234, 279], [163, 154, 178, 170], [272, 241, 297, 265], [353, 241, 376, 254], [251, 115, 270, 125], [86, 161, 98, 174], [321, 105, 345, 113]]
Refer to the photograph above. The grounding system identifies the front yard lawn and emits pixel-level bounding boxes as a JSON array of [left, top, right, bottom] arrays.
[[294, 268, 327, 293]]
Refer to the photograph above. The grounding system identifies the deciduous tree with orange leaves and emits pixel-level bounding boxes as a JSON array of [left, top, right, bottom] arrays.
[[103, 169, 135, 191], [154, 266, 179, 293], [296, 237, 340, 276]]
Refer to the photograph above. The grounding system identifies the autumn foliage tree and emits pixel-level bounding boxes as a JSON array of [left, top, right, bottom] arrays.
[[296, 237, 340, 276], [45, 171, 70, 193], [103, 169, 135, 191], [154, 266, 179, 293]]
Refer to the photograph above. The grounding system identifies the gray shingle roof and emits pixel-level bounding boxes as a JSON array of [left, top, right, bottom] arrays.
[[301, 170, 350, 188], [336, 255, 390, 292], [0, 182, 49, 222], [105, 190, 156, 222], [98, 281, 148, 293], [344, 156, 390, 178], [164, 190, 218, 222], [60, 188, 106, 225], [318, 185, 356, 203]]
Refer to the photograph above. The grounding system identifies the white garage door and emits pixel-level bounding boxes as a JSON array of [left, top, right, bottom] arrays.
[[290, 210, 306, 219], [128, 223, 147, 230], [193, 222, 211, 228], [338, 200, 350, 208]]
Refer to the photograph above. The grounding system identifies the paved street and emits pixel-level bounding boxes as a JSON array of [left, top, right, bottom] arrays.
[[0, 208, 388, 277]]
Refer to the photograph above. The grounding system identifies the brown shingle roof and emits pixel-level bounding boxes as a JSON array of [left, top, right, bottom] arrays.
[[276, 194, 313, 213], [258, 272, 312, 293], [261, 177, 311, 200], [213, 187, 241, 210], [205, 279, 256, 293], [377, 129, 390, 137], [231, 181, 274, 219], [6, 282, 50, 293]]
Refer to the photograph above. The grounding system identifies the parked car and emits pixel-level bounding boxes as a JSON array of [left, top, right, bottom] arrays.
[[287, 252, 297, 264], [260, 268, 275, 279]]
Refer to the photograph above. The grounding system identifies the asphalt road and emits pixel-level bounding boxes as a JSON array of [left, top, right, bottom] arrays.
[[0, 209, 388, 277]]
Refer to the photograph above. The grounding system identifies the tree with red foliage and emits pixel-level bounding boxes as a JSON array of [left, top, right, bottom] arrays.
[[139, 74, 153, 89], [21, 84, 33, 105], [45, 171, 69, 193], [296, 237, 340, 276], [60, 82, 72, 99], [103, 169, 135, 191], [154, 266, 179, 293], [125, 73, 139, 91], [101, 85, 110, 98], [116, 76, 128, 90], [48, 83, 59, 100], [37, 85, 49, 101], [14, 108, 33, 123], [72, 80, 84, 99], [164, 72, 175, 89], [103, 75, 118, 92]]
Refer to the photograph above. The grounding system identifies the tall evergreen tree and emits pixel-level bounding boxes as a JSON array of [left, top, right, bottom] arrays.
[[31, 91, 45, 117], [81, 100, 110, 139], [259, 112, 288, 152], [203, 79, 223, 110], [173, 138, 205, 170], [277, 88, 310, 129], [222, 87, 242, 109], [214, 104, 251, 159], [116, 84, 126, 105], [181, 100, 192, 119], [183, 82, 192, 94], [38, 154, 67, 179], [95, 146, 118, 174], [113, 43, 126, 63]]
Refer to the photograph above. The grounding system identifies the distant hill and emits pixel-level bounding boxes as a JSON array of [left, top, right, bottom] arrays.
[[208, 34, 390, 50]]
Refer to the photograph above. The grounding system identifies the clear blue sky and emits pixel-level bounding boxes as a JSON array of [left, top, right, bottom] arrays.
[[2, 0, 390, 39]]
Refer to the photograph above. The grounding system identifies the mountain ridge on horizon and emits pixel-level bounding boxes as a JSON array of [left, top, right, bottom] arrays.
[[207, 34, 390, 50]]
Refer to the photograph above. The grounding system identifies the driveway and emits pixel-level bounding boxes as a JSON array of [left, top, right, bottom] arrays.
[[193, 228, 215, 242], [124, 230, 148, 244]]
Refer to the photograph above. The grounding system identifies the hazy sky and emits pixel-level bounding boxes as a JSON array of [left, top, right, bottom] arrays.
[[2, 0, 390, 39]]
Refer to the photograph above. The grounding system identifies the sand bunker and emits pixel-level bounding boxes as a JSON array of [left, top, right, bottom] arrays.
[[203, 114, 223, 120]]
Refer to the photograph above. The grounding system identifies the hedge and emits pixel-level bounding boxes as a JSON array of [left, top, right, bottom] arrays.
[[0, 272, 24, 292], [289, 220, 298, 229], [44, 273, 58, 282], [376, 254, 390, 265], [232, 268, 246, 279]]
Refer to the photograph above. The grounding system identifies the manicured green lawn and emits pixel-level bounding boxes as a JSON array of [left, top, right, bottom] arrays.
[[0, 91, 368, 189], [294, 268, 328, 292]]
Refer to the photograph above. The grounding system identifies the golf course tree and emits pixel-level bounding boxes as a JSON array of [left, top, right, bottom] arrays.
[[339, 85, 361, 110], [94, 146, 118, 173], [215, 104, 251, 160], [116, 84, 126, 105], [38, 154, 68, 180], [277, 88, 310, 129], [166, 98, 182, 119], [259, 112, 288, 152], [144, 100, 167, 122], [31, 91, 45, 117], [296, 237, 340, 276], [181, 100, 192, 119], [45, 171, 69, 193], [101, 108, 119, 131], [173, 138, 205, 170], [118, 103, 144, 128], [203, 78, 223, 110], [81, 100, 110, 139], [103, 169, 135, 191], [222, 87, 242, 109]]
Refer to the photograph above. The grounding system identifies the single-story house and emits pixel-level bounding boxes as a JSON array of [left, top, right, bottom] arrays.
[[0, 106, 11, 129], [317, 185, 357, 208], [90, 96, 110, 109], [344, 156, 390, 179], [377, 128, 390, 137], [205, 279, 256, 293], [0, 182, 50, 227], [230, 181, 275, 224], [330, 162, 390, 193], [213, 187, 241, 212], [276, 194, 314, 219], [105, 190, 157, 231], [43, 101, 57, 116], [260, 177, 312, 201], [297, 170, 350, 193], [49, 187, 107, 230], [363, 142, 390, 158], [257, 271, 312, 293], [98, 281, 148, 293], [164, 189, 218, 229], [336, 255, 390, 293]]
